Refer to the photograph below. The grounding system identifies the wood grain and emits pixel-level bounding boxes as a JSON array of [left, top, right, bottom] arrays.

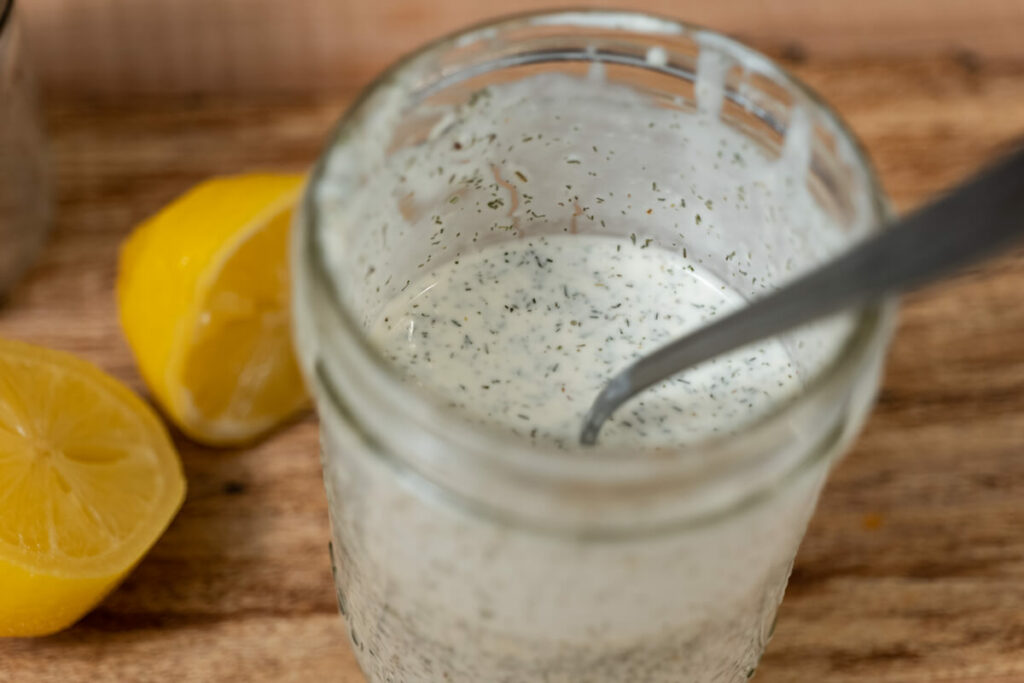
[[16, 0, 1024, 95], [1, 53, 1023, 681]]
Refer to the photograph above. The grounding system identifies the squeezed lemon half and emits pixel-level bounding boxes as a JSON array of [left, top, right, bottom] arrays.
[[0, 339, 186, 636], [117, 174, 308, 446]]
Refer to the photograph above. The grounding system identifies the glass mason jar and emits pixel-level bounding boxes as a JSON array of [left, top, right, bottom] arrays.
[[293, 11, 895, 682], [0, 0, 51, 297]]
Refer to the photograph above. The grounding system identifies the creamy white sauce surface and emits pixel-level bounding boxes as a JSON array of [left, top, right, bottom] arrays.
[[371, 234, 799, 449]]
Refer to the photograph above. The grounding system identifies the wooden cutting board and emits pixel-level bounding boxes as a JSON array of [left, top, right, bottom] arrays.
[[0, 54, 1022, 682]]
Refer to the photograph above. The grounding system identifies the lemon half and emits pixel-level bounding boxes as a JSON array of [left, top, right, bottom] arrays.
[[117, 174, 308, 446], [0, 339, 186, 636]]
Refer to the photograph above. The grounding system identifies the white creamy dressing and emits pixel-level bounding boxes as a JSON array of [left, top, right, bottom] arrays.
[[370, 235, 799, 449], [318, 67, 854, 455], [309, 45, 869, 681]]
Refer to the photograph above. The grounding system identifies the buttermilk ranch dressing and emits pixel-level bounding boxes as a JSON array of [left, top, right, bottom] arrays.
[[371, 234, 799, 449], [307, 37, 866, 679]]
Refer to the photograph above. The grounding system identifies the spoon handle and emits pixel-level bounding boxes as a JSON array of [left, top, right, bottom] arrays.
[[581, 145, 1024, 445]]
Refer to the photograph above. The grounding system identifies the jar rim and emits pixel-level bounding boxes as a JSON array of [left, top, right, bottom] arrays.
[[297, 9, 897, 531]]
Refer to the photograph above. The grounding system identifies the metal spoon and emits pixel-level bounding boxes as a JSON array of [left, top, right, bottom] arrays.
[[580, 145, 1024, 445]]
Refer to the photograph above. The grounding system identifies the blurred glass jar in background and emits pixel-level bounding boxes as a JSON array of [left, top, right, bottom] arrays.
[[0, 0, 51, 297]]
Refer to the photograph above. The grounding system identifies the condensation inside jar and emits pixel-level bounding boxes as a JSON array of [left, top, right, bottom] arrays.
[[316, 42, 873, 452]]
